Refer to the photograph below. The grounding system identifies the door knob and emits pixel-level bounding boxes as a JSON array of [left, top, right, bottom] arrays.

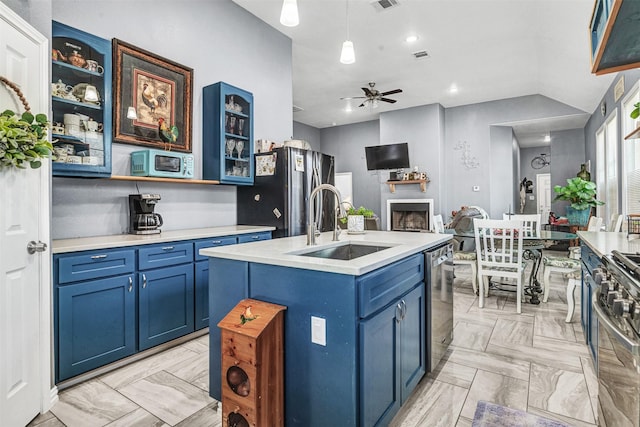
[[27, 241, 47, 254]]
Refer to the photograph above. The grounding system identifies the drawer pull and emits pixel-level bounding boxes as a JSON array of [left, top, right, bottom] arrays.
[[142, 274, 147, 289], [128, 277, 133, 292], [90, 254, 108, 260], [211, 240, 222, 244], [162, 246, 174, 251], [252, 236, 260, 239]]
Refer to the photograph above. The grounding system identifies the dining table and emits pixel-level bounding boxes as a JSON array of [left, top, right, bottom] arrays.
[[445, 229, 578, 304]]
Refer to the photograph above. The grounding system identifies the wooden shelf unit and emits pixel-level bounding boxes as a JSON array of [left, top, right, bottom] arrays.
[[107, 175, 220, 185], [386, 179, 429, 193], [624, 125, 640, 140]]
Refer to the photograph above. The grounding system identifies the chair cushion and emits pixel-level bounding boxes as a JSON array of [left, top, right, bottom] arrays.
[[564, 271, 582, 280], [542, 256, 581, 269], [454, 251, 477, 261]]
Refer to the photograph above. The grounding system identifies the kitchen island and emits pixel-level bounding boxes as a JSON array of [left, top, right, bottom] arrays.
[[200, 230, 452, 427]]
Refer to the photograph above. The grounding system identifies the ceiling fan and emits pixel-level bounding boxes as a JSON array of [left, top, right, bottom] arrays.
[[340, 82, 403, 108]]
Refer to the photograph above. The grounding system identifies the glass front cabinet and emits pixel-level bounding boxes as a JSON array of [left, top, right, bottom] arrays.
[[202, 82, 254, 185], [51, 21, 112, 177]]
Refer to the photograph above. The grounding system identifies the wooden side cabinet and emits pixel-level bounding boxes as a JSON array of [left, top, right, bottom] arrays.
[[203, 82, 254, 185]]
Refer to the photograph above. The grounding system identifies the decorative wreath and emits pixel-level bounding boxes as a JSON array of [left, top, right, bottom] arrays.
[[0, 76, 54, 169]]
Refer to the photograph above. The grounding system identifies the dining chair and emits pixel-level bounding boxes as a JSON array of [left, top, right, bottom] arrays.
[[541, 216, 603, 322], [502, 213, 541, 238], [436, 213, 478, 294], [474, 219, 525, 313], [607, 213, 623, 232]]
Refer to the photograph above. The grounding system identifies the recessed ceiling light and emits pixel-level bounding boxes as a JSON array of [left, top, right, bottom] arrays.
[[345, 104, 352, 113], [544, 135, 551, 142], [449, 83, 459, 94], [405, 35, 418, 43]]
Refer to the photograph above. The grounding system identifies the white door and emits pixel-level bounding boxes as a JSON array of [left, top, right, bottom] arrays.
[[537, 173, 551, 224], [0, 4, 53, 426]]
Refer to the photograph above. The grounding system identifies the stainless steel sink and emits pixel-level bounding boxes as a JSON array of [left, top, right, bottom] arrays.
[[295, 243, 392, 260]]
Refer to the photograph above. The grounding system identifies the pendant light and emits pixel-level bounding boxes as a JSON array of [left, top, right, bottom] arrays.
[[340, 0, 355, 64], [280, 0, 299, 27]]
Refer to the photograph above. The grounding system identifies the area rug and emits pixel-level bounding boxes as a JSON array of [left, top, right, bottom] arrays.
[[472, 401, 570, 427]]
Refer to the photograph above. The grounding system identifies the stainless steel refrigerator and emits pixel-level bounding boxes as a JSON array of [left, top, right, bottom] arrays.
[[237, 147, 336, 238]]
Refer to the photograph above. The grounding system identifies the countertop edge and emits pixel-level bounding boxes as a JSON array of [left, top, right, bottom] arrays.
[[577, 231, 640, 258], [200, 232, 453, 276], [52, 225, 276, 254]]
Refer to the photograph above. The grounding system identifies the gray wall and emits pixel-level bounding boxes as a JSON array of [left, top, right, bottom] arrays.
[[48, 0, 293, 238], [585, 68, 640, 213], [549, 128, 587, 214], [292, 121, 321, 151], [320, 120, 381, 217], [519, 146, 550, 214]]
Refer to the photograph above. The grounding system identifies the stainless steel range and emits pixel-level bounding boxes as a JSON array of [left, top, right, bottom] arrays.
[[594, 250, 640, 427]]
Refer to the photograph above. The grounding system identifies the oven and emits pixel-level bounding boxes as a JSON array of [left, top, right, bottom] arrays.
[[593, 251, 640, 426]]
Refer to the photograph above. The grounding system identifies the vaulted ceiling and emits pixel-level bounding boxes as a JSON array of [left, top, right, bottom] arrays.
[[233, 0, 616, 146]]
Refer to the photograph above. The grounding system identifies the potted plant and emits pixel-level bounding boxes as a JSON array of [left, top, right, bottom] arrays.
[[631, 102, 640, 126], [553, 177, 604, 226], [0, 109, 54, 169], [339, 204, 377, 233]]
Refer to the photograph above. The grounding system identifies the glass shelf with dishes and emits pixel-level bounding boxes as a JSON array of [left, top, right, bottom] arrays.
[[203, 82, 254, 185], [51, 21, 112, 177]]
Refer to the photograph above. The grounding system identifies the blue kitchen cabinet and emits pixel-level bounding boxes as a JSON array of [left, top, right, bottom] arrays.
[[51, 21, 112, 177], [54, 248, 136, 382], [208, 252, 425, 426], [202, 82, 254, 185], [589, 0, 640, 74], [138, 243, 195, 351], [194, 236, 239, 330], [360, 285, 425, 427], [581, 243, 601, 365], [237, 231, 272, 243]]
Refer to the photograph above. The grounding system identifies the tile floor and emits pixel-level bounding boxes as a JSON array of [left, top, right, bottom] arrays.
[[28, 252, 597, 427]]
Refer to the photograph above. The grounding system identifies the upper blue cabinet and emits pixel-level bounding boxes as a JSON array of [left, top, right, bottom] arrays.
[[590, 0, 640, 75], [51, 21, 112, 177], [202, 82, 254, 185]]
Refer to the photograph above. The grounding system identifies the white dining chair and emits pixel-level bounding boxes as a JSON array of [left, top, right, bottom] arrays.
[[437, 213, 478, 294], [541, 215, 603, 322], [502, 213, 541, 238], [607, 213, 623, 232], [474, 219, 525, 313]]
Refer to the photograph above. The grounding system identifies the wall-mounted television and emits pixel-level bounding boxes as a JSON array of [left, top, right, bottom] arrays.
[[365, 142, 410, 171]]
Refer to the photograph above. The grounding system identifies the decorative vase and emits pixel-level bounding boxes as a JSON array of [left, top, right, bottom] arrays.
[[347, 215, 365, 233], [576, 164, 591, 181], [566, 206, 590, 226]]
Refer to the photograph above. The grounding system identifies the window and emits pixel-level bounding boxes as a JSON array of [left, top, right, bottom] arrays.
[[596, 110, 618, 221], [622, 82, 640, 219]]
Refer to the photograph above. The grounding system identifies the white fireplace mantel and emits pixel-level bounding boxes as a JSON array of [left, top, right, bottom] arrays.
[[386, 199, 435, 232]]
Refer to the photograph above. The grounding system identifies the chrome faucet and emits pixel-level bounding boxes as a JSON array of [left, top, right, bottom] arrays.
[[307, 183, 346, 245]]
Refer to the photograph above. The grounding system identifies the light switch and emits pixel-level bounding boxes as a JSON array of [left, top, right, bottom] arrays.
[[311, 316, 326, 346]]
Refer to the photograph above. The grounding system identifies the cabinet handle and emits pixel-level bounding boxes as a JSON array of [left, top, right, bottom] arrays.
[[401, 300, 407, 320], [128, 277, 133, 292], [211, 240, 222, 244], [396, 303, 403, 323], [142, 273, 147, 288], [252, 236, 260, 240], [162, 246, 174, 251], [91, 254, 107, 259]]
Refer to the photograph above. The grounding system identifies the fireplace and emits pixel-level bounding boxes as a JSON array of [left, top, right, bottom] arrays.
[[386, 199, 434, 232]]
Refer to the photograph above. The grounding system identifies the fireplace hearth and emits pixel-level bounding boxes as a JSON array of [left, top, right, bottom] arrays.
[[386, 199, 434, 232]]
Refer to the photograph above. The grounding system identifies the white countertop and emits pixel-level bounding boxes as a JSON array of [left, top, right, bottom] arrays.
[[52, 225, 275, 254], [199, 230, 452, 276], [577, 231, 640, 258]]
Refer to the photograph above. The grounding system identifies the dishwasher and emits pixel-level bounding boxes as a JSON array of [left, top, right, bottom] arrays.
[[424, 242, 454, 372]]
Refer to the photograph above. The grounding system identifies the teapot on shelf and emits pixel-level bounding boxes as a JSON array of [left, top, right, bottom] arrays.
[[67, 50, 87, 68]]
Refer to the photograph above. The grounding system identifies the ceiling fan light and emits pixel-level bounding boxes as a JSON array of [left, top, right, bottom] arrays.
[[372, 99, 379, 108], [340, 40, 355, 64], [280, 0, 299, 27]]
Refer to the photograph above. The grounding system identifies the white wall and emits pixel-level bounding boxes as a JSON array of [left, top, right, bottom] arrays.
[[50, 0, 293, 238]]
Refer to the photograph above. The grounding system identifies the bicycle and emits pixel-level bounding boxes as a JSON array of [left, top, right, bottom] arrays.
[[531, 153, 550, 169]]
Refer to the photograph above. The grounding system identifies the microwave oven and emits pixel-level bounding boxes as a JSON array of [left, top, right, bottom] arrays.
[[130, 149, 194, 179]]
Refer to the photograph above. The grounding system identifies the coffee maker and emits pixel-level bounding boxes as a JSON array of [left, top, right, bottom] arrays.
[[129, 194, 163, 234]]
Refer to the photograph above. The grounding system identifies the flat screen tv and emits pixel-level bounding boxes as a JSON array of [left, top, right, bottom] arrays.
[[365, 143, 410, 171]]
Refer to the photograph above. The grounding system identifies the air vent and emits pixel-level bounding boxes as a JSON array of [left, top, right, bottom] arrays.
[[292, 105, 304, 113], [370, 0, 399, 12], [412, 50, 429, 59]]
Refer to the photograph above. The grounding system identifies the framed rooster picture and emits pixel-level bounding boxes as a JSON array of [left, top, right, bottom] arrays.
[[113, 39, 193, 152]]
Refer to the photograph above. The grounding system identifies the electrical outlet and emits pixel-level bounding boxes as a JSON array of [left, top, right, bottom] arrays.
[[311, 316, 326, 346]]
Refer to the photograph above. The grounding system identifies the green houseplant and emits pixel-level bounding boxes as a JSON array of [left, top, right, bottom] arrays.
[[553, 177, 604, 226], [631, 102, 640, 120], [0, 109, 54, 169], [339, 204, 377, 232]]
